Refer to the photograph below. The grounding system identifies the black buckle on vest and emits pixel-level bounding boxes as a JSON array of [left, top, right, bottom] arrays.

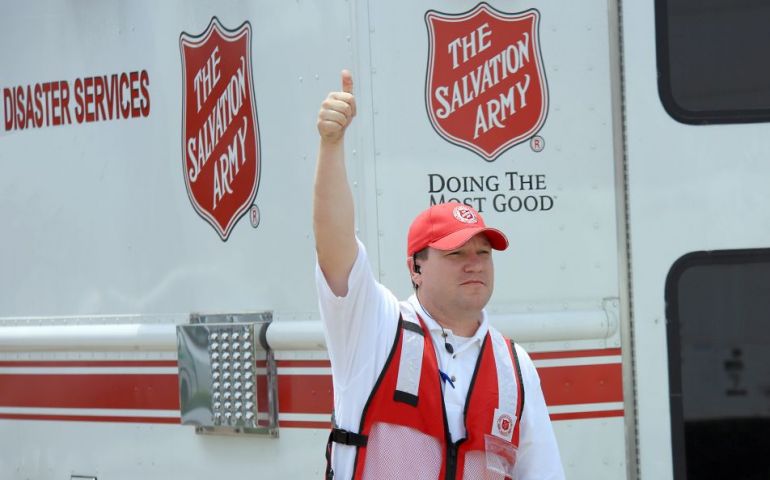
[[331, 427, 368, 447], [400, 318, 424, 336], [393, 389, 419, 407]]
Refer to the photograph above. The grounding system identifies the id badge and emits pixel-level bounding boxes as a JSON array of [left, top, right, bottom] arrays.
[[484, 433, 518, 478]]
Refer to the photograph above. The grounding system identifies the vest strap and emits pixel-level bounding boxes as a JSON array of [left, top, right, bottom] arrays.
[[394, 311, 425, 405], [325, 430, 335, 480], [490, 329, 517, 414], [489, 328, 520, 442], [331, 427, 369, 447], [393, 389, 418, 406], [510, 339, 525, 420], [401, 319, 424, 335]]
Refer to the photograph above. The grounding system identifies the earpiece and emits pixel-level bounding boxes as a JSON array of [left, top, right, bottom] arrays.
[[412, 253, 421, 274]]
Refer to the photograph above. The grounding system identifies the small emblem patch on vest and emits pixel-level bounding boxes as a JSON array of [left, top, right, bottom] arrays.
[[493, 408, 515, 441]]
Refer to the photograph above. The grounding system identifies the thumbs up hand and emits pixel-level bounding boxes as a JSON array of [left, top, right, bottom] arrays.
[[317, 70, 357, 143]]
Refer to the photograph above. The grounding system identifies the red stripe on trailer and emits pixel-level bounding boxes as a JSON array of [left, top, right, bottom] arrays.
[[279, 420, 332, 429], [538, 363, 623, 406], [276, 360, 331, 368], [0, 365, 621, 412], [0, 360, 177, 368], [0, 413, 180, 424], [529, 348, 622, 360], [277, 374, 333, 413], [550, 409, 625, 421], [0, 374, 180, 410], [0, 349, 623, 424]]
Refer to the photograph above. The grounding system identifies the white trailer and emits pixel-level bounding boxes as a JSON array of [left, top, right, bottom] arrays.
[[1, 1, 768, 479]]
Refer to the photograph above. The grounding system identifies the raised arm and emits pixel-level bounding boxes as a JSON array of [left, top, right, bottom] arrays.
[[313, 70, 358, 296]]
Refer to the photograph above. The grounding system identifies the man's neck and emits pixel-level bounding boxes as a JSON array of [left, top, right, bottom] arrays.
[[416, 294, 482, 337]]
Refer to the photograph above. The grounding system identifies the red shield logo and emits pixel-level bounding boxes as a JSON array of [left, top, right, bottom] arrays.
[[180, 18, 260, 240], [426, 4, 548, 161], [498, 414, 512, 434]]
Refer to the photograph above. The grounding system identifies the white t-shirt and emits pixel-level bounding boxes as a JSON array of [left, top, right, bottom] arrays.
[[316, 239, 565, 479]]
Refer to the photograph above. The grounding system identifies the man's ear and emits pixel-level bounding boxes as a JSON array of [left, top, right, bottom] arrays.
[[407, 257, 422, 287]]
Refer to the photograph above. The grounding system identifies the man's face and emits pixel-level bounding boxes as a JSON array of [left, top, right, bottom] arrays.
[[414, 233, 494, 317]]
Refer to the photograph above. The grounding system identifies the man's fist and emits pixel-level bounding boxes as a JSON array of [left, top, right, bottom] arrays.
[[317, 70, 357, 143]]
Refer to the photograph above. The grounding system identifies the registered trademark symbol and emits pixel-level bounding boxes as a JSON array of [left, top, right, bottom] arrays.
[[250, 205, 260, 228], [530, 136, 545, 152]]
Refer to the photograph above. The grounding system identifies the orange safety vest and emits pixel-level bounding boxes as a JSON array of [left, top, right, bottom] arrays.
[[327, 309, 525, 480]]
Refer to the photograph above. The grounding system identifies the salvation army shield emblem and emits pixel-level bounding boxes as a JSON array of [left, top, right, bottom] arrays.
[[425, 4, 548, 162], [180, 17, 260, 240]]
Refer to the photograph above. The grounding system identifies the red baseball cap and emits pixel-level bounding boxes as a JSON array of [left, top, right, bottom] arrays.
[[407, 202, 509, 256]]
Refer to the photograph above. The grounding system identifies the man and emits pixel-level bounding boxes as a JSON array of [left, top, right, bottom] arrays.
[[314, 70, 564, 479]]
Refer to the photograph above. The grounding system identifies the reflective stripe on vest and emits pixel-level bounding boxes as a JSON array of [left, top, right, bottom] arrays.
[[394, 308, 424, 406], [489, 327, 519, 442]]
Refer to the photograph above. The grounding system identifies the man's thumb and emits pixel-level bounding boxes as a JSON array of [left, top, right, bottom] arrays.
[[341, 69, 354, 94]]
